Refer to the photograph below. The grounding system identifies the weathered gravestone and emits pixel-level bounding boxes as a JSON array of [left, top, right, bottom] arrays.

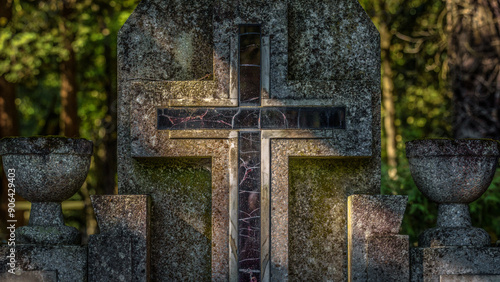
[[118, 0, 381, 280]]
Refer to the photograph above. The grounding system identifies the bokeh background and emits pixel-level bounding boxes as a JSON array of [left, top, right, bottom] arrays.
[[1, 0, 499, 245]]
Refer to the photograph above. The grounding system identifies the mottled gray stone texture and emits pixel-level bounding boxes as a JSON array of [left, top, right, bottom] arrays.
[[90, 195, 150, 282], [440, 275, 500, 282], [347, 194, 409, 282], [410, 248, 424, 282], [287, 159, 378, 281], [0, 136, 93, 155], [410, 247, 500, 282], [367, 235, 409, 282], [0, 137, 92, 203], [406, 139, 499, 248], [418, 204, 490, 247], [88, 233, 132, 282], [0, 270, 57, 281], [15, 223, 81, 246], [406, 139, 499, 204], [119, 1, 213, 81], [0, 244, 87, 281], [0, 137, 93, 245], [118, 0, 380, 280], [418, 223, 491, 248], [15, 202, 81, 245], [287, 1, 378, 81]]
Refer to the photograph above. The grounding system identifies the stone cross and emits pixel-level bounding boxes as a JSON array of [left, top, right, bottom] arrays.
[[119, 1, 380, 281], [156, 25, 345, 281]]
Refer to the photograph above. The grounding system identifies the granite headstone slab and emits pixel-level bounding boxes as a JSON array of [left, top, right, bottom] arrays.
[[118, 0, 380, 280]]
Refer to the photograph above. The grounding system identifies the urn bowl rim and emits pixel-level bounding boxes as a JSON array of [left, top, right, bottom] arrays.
[[406, 138, 499, 158], [0, 136, 93, 156]]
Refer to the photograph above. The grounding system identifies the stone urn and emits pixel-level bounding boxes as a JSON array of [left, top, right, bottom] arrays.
[[406, 139, 499, 247], [0, 137, 93, 245]]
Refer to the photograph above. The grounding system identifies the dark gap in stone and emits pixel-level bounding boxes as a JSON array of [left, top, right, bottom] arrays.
[[239, 25, 261, 106]]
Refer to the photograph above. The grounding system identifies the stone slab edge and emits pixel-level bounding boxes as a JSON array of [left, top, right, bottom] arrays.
[[90, 195, 151, 282], [367, 235, 409, 282], [88, 233, 132, 282], [347, 194, 408, 282], [411, 246, 500, 281]]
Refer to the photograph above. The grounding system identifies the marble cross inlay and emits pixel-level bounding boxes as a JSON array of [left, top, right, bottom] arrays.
[[156, 25, 345, 282]]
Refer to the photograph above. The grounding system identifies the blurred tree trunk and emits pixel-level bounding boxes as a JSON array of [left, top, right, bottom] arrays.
[[0, 0, 25, 234], [372, 0, 399, 179], [380, 22, 398, 179], [59, 0, 80, 137], [0, 80, 17, 138], [447, 0, 500, 139], [39, 95, 61, 135], [0, 1, 15, 137]]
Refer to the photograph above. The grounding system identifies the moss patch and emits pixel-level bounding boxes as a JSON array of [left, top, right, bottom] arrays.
[[133, 157, 212, 280], [288, 157, 372, 281]]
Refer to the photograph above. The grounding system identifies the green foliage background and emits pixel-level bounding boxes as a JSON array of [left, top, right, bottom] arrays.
[[1, 0, 499, 244], [358, 0, 500, 243]]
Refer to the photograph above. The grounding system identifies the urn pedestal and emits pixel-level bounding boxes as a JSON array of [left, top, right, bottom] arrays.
[[406, 139, 500, 281], [0, 137, 93, 245]]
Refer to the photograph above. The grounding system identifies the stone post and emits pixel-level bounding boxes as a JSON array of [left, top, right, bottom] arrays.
[[348, 194, 409, 281], [88, 195, 151, 282]]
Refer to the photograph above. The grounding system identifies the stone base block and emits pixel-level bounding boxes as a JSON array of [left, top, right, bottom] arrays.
[[88, 233, 132, 282], [90, 195, 150, 281], [348, 194, 408, 282], [367, 235, 409, 281], [410, 246, 500, 282], [418, 226, 490, 248], [441, 274, 500, 282], [0, 270, 57, 281], [0, 244, 87, 281], [16, 225, 80, 245]]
